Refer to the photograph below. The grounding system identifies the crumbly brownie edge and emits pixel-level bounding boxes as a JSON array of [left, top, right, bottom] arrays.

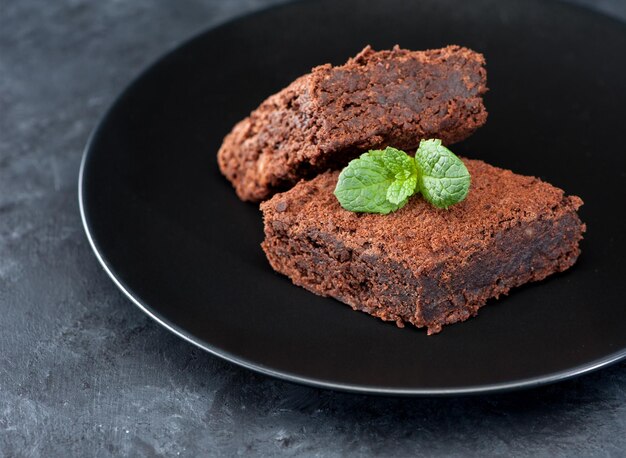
[[217, 75, 316, 202]]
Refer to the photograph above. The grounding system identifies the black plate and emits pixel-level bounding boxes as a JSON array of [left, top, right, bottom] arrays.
[[79, 0, 626, 395]]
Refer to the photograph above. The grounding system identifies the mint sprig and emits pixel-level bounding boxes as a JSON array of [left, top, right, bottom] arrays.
[[333, 140, 470, 213]]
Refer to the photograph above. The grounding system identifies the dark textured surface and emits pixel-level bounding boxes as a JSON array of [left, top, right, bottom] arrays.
[[1, 0, 625, 456]]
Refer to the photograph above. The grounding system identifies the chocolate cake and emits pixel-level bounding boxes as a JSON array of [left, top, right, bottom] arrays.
[[218, 45, 488, 202], [261, 160, 585, 334]]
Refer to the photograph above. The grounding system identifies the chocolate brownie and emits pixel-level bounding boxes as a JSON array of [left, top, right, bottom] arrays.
[[218, 45, 488, 202], [261, 160, 585, 334]]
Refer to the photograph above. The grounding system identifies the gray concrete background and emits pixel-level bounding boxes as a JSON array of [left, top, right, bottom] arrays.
[[1, 0, 625, 456]]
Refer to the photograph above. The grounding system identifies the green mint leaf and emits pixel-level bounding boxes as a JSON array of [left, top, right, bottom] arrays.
[[414, 139, 470, 209], [381, 147, 418, 205], [334, 148, 416, 214]]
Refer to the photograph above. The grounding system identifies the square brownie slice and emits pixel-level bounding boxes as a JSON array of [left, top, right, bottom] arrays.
[[260, 159, 585, 334], [219, 45, 487, 202]]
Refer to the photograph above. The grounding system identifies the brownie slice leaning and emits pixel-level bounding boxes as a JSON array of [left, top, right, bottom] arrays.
[[218, 45, 488, 202], [260, 160, 585, 334]]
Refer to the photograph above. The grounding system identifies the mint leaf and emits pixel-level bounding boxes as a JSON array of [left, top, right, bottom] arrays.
[[334, 148, 416, 214], [382, 147, 418, 205], [414, 139, 470, 209]]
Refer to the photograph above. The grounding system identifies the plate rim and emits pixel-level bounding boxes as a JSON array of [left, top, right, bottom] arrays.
[[78, 0, 626, 396]]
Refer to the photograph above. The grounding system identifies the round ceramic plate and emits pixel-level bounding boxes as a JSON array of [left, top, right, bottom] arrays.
[[79, 0, 626, 395]]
